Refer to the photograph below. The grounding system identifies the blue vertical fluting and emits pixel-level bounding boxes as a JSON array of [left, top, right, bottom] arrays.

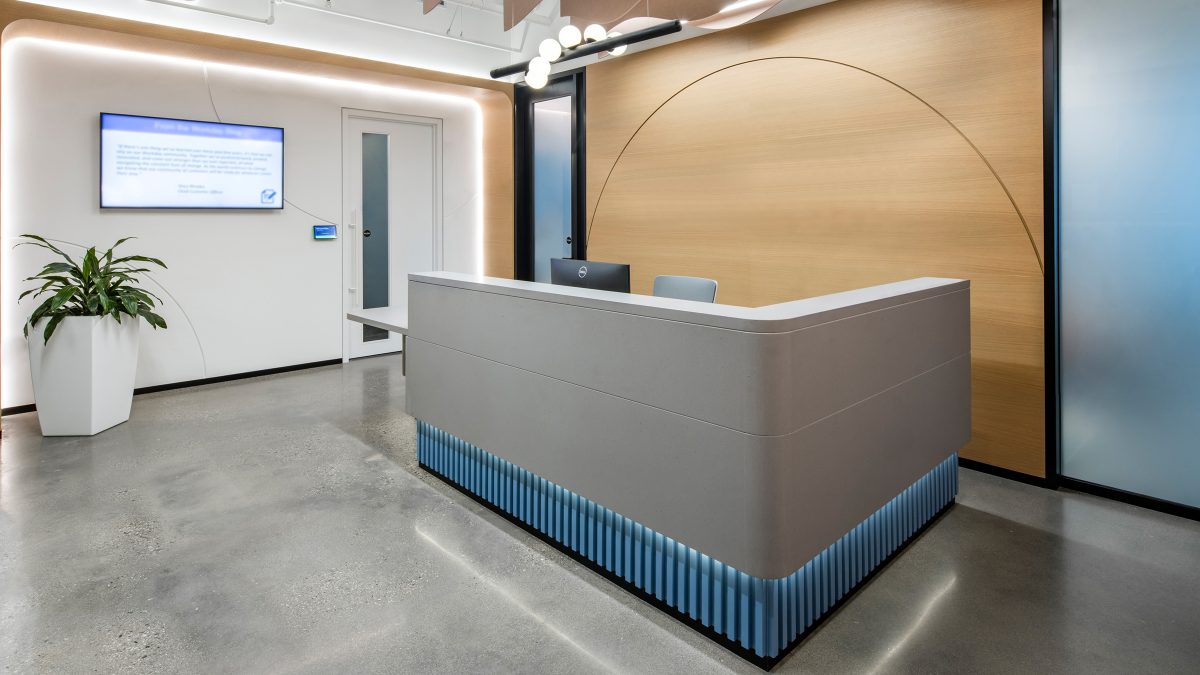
[[417, 421, 957, 662]]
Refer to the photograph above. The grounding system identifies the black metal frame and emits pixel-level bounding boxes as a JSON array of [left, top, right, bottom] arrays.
[[1044, 0, 1061, 487], [1058, 477, 1200, 521], [514, 70, 587, 281]]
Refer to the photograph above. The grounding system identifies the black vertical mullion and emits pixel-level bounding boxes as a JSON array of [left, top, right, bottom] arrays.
[[1044, 0, 1061, 484], [571, 71, 588, 262], [514, 84, 532, 281]]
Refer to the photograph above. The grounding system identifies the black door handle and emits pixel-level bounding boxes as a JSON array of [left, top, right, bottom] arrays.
[[363, 229, 373, 238], [566, 236, 573, 245]]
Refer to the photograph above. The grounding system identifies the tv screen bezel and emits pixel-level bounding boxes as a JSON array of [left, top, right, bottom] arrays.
[[99, 112, 286, 211]]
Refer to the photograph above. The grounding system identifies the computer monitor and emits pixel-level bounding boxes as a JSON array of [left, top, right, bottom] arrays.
[[550, 258, 631, 293]]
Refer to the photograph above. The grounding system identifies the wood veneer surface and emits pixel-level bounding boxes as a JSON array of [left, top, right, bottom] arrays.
[[585, 0, 1045, 476]]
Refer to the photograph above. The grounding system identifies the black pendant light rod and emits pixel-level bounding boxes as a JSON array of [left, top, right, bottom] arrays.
[[489, 19, 683, 79]]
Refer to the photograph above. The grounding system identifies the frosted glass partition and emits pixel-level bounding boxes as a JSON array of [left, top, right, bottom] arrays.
[[1060, 0, 1200, 507]]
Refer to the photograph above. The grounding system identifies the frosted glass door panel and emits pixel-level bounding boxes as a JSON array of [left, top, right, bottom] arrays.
[[361, 132, 390, 342], [532, 96, 573, 283], [1060, 0, 1200, 507]]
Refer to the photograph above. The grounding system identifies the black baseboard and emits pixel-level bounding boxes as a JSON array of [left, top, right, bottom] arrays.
[[959, 457, 1199, 522], [420, 460, 955, 671], [957, 457, 1055, 489], [1059, 476, 1200, 522], [1, 358, 343, 417]]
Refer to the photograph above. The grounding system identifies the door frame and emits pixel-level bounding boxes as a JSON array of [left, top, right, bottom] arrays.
[[514, 70, 586, 281], [341, 108, 444, 361]]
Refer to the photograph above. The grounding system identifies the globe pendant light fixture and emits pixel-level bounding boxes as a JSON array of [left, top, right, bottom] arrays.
[[528, 56, 551, 75], [525, 69, 549, 89], [558, 24, 583, 48], [514, 19, 684, 88], [583, 24, 607, 43], [525, 55, 551, 89], [538, 38, 563, 61]]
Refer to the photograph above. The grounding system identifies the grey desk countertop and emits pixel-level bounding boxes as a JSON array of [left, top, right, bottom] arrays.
[[346, 306, 408, 334], [409, 271, 967, 333]]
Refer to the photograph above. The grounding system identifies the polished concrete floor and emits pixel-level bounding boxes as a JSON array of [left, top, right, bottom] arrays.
[[2, 356, 1199, 674]]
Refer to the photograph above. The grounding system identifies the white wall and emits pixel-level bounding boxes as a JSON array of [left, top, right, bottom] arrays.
[[1, 35, 484, 408]]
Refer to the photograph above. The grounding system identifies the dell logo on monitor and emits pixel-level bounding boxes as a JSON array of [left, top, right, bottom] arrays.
[[577, 265, 588, 279]]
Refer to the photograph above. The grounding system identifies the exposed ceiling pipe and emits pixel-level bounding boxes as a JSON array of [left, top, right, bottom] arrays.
[[276, 0, 521, 53], [432, 0, 499, 16], [439, 0, 556, 24], [145, 0, 276, 24], [433, 0, 556, 52]]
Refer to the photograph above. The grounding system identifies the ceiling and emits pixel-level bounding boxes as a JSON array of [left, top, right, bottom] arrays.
[[14, 0, 837, 80]]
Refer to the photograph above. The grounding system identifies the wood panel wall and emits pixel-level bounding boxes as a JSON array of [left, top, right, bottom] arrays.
[[585, 0, 1045, 476]]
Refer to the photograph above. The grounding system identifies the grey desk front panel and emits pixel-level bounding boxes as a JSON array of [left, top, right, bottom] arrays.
[[408, 277, 969, 435], [406, 338, 969, 578], [405, 273, 970, 577]]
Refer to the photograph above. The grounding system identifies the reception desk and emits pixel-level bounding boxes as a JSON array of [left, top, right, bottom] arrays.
[[405, 272, 970, 667]]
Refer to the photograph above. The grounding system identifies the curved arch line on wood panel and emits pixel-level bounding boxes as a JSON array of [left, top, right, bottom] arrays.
[[586, 56, 1045, 275]]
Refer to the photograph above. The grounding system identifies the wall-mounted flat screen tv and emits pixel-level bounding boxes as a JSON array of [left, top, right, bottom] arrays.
[[100, 113, 284, 209]]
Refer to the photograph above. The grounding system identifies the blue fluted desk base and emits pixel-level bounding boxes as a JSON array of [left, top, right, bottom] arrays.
[[417, 421, 957, 669]]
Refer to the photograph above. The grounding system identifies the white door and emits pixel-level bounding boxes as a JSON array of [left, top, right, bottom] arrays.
[[343, 110, 442, 359]]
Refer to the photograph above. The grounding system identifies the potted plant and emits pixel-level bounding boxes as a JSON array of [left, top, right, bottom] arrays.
[[18, 235, 168, 436]]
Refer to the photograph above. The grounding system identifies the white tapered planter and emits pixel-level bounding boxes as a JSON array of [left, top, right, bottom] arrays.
[[27, 316, 140, 436]]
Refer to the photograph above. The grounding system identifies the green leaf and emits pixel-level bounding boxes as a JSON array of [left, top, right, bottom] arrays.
[[18, 279, 62, 301], [14, 234, 78, 267], [38, 262, 77, 276], [141, 309, 167, 330], [19, 236, 167, 333], [102, 237, 136, 268], [126, 288, 161, 307], [81, 247, 99, 282], [42, 314, 65, 344], [109, 254, 167, 269], [28, 298, 52, 324], [97, 283, 113, 314], [47, 285, 76, 312], [23, 274, 74, 286]]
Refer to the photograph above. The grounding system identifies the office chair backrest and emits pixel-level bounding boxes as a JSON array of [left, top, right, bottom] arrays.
[[652, 275, 718, 303]]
